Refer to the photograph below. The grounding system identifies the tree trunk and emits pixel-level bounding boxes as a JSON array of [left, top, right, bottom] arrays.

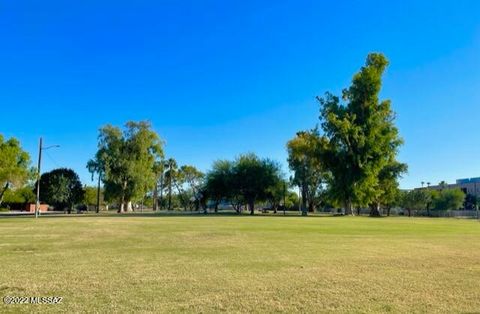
[[369, 203, 381, 217], [407, 208, 411, 217], [301, 186, 308, 216], [248, 200, 255, 215], [308, 202, 314, 213], [387, 207, 391, 216], [214, 202, 218, 213], [119, 182, 127, 213], [0, 182, 10, 208], [119, 194, 124, 213], [159, 174, 164, 210], [344, 199, 354, 216], [168, 181, 172, 210], [153, 182, 158, 211]]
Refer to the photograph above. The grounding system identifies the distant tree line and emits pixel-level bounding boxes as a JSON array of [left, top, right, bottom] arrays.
[[1, 52, 477, 217], [400, 187, 468, 217]]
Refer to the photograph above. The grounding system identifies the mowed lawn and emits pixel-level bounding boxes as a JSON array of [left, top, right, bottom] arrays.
[[1, 215, 480, 313]]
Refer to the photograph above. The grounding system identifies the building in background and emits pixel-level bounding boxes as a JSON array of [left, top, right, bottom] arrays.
[[419, 177, 480, 197]]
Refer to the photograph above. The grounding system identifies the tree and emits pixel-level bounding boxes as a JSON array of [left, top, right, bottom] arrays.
[[432, 188, 465, 211], [372, 161, 407, 216], [164, 158, 177, 210], [0, 135, 32, 208], [83, 186, 104, 209], [284, 190, 300, 210], [232, 154, 282, 215], [204, 154, 283, 215], [400, 189, 430, 217], [317, 53, 406, 215], [464, 193, 478, 210], [438, 181, 448, 189], [88, 121, 164, 212], [3, 185, 35, 204], [287, 130, 328, 215], [425, 189, 439, 216], [175, 165, 204, 211], [265, 179, 288, 214], [205, 160, 234, 213], [37, 168, 84, 213], [152, 160, 165, 211]]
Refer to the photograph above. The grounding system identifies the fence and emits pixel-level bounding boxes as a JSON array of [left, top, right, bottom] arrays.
[[414, 210, 479, 218], [331, 207, 480, 218]]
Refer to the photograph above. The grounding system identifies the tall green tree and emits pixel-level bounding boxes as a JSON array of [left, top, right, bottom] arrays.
[[265, 178, 289, 214], [317, 53, 406, 215], [287, 129, 328, 215], [432, 188, 465, 211], [0, 135, 32, 207], [3, 186, 35, 204], [164, 158, 177, 210], [400, 189, 430, 217], [205, 160, 234, 213], [232, 153, 282, 215], [152, 160, 165, 211], [37, 168, 84, 213], [372, 161, 408, 216], [175, 165, 204, 210], [205, 155, 283, 215], [83, 185, 104, 208], [88, 121, 164, 212]]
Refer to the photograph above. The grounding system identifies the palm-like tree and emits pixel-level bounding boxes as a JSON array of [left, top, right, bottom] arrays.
[[164, 158, 177, 210]]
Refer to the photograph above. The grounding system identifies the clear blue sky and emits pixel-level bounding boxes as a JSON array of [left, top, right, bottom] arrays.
[[1, 1, 479, 188]]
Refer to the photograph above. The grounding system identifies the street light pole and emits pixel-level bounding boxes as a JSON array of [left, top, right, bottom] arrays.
[[34, 138, 60, 219], [35, 138, 43, 218]]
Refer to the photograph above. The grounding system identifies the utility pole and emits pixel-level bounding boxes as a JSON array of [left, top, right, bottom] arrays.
[[35, 138, 43, 219], [34, 137, 60, 219]]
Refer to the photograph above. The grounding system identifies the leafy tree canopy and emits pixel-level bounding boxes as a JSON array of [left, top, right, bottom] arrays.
[[38, 168, 84, 212], [400, 189, 430, 216], [205, 154, 283, 215], [287, 129, 329, 214], [88, 121, 164, 211], [432, 188, 465, 211], [317, 53, 406, 215], [0, 135, 32, 207]]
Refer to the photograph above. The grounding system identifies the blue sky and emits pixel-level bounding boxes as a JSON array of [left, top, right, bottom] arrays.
[[1, 1, 479, 188]]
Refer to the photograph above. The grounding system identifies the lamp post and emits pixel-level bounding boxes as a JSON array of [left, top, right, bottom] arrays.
[[35, 137, 60, 218]]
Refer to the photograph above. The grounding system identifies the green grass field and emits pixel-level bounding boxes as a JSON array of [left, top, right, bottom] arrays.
[[1, 215, 480, 313]]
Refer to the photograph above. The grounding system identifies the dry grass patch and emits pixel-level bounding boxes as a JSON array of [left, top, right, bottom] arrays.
[[1, 215, 479, 313]]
